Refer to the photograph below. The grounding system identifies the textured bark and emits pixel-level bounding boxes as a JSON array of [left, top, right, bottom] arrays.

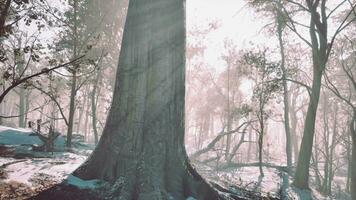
[[73, 0, 219, 199]]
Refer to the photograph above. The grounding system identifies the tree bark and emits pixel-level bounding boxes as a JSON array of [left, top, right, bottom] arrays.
[[293, 1, 328, 187], [350, 112, 356, 200], [0, 0, 11, 37], [66, 0, 79, 148], [293, 68, 322, 189], [289, 90, 299, 162], [276, 6, 292, 172], [73, 0, 219, 199], [66, 71, 77, 148], [91, 68, 101, 144]]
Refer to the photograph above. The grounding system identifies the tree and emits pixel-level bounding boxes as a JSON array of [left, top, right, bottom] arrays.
[[324, 39, 356, 199], [73, 0, 219, 199], [243, 49, 282, 176], [246, 0, 294, 172], [278, 0, 356, 189]]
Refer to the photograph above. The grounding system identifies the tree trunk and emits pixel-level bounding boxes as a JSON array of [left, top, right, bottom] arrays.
[[327, 103, 338, 194], [0, 0, 11, 37], [91, 69, 101, 144], [321, 92, 329, 194], [18, 86, 26, 127], [346, 128, 351, 193], [293, 1, 329, 189], [73, 0, 219, 199], [290, 91, 299, 163], [84, 97, 90, 142], [76, 86, 89, 135], [351, 139, 356, 200], [15, 44, 26, 128], [24, 91, 30, 126], [350, 112, 356, 200], [66, 0, 79, 148], [225, 61, 232, 160], [293, 69, 322, 189], [66, 72, 77, 148], [276, 8, 292, 172]]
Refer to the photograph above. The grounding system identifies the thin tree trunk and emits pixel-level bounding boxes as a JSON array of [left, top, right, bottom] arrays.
[[24, 91, 30, 126], [66, 0, 79, 148], [91, 69, 101, 144], [66, 72, 77, 148], [293, 68, 323, 189], [76, 91, 88, 135], [225, 63, 232, 160], [290, 91, 299, 163], [346, 128, 351, 193], [321, 95, 330, 194], [83, 98, 90, 142], [351, 139, 356, 200], [18, 86, 25, 127], [15, 43, 26, 128], [350, 112, 356, 200], [293, 1, 328, 189], [276, 7, 292, 172], [327, 103, 338, 194], [247, 124, 252, 162]]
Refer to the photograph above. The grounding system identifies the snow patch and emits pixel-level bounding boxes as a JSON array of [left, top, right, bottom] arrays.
[[65, 174, 102, 190], [0, 125, 65, 148]]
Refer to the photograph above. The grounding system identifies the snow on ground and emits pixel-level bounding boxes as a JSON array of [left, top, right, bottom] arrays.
[[0, 125, 65, 148], [0, 153, 86, 187], [65, 175, 102, 190], [203, 166, 281, 198], [0, 126, 92, 191]]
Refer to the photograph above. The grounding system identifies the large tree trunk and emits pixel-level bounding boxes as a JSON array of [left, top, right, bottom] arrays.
[[73, 0, 219, 199]]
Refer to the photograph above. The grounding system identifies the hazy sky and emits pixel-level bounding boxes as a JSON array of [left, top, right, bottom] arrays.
[[186, 0, 276, 69]]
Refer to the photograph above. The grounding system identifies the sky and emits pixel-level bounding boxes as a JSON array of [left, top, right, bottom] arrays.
[[186, 0, 274, 97], [186, 0, 277, 69]]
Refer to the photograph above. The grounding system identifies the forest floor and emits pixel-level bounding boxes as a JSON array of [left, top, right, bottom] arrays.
[[0, 126, 92, 200], [0, 126, 350, 200]]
